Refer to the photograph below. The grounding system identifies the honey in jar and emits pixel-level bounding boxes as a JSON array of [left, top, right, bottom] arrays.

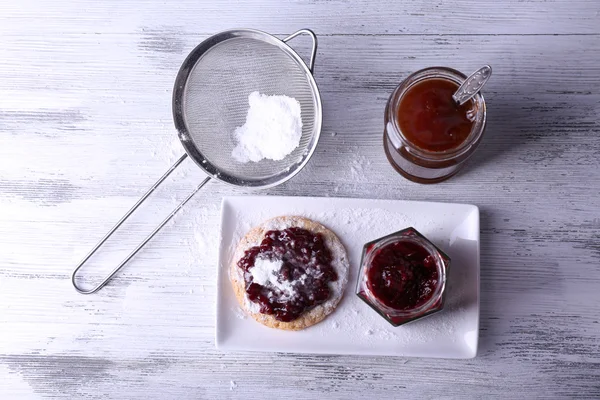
[[384, 67, 486, 183]]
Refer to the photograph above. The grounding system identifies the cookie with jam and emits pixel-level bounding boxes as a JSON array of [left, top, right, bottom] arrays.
[[230, 216, 349, 330]]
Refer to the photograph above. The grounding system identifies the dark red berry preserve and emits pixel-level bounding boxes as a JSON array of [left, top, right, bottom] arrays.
[[237, 227, 337, 322]]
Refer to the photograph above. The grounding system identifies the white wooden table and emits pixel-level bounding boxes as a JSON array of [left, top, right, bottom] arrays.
[[2, 1, 600, 398]]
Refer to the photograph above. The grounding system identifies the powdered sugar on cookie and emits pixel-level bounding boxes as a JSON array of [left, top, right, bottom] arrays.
[[249, 257, 296, 301], [256, 216, 349, 301]]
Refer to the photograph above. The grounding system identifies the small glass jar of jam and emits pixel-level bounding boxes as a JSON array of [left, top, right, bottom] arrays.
[[384, 67, 487, 183], [356, 227, 450, 326]]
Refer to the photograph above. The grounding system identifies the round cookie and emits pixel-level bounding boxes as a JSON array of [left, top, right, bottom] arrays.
[[230, 216, 349, 331]]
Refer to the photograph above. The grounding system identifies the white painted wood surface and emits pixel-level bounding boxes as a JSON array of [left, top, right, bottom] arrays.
[[1, 0, 600, 398]]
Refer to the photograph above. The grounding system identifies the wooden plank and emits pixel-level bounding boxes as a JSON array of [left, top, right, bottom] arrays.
[[1, 0, 600, 36]]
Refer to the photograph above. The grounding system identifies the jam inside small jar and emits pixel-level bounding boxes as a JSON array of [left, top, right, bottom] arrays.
[[356, 227, 450, 327], [384, 67, 487, 183]]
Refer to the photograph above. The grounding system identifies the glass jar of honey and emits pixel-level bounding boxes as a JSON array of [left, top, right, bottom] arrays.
[[384, 67, 487, 183]]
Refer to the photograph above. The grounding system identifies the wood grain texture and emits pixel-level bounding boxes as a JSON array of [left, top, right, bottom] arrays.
[[1, 0, 600, 398], [1, 0, 600, 35]]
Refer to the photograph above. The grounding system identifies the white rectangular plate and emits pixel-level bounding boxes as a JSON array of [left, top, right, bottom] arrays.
[[216, 196, 479, 359]]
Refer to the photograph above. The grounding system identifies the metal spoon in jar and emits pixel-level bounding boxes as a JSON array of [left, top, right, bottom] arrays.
[[452, 65, 492, 105]]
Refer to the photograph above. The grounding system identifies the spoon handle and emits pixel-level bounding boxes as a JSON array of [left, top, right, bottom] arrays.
[[452, 65, 492, 105]]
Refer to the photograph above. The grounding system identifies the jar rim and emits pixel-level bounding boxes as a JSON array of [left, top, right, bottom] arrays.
[[387, 66, 487, 162], [362, 234, 447, 318]]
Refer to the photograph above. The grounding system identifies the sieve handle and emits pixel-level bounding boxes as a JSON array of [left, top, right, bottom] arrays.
[[71, 153, 212, 294], [283, 29, 318, 73]]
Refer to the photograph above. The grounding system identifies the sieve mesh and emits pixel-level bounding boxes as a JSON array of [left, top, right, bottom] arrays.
[[179, 35, 319, 186]]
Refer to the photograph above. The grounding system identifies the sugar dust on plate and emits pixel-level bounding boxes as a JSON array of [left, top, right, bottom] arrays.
[[231, 91, 303, 163]]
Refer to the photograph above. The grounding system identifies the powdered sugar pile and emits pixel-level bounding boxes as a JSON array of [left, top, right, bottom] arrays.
[[231, 91, 303, 163]]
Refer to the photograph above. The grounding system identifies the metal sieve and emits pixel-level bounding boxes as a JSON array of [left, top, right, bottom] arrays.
[[72, 29, 322, 294]]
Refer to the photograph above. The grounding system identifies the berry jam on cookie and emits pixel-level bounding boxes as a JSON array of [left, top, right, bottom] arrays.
[[237, 227, 338, 322]]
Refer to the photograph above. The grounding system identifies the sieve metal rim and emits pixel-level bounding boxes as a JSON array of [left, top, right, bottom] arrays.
[[172, 28, 322, 189]]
